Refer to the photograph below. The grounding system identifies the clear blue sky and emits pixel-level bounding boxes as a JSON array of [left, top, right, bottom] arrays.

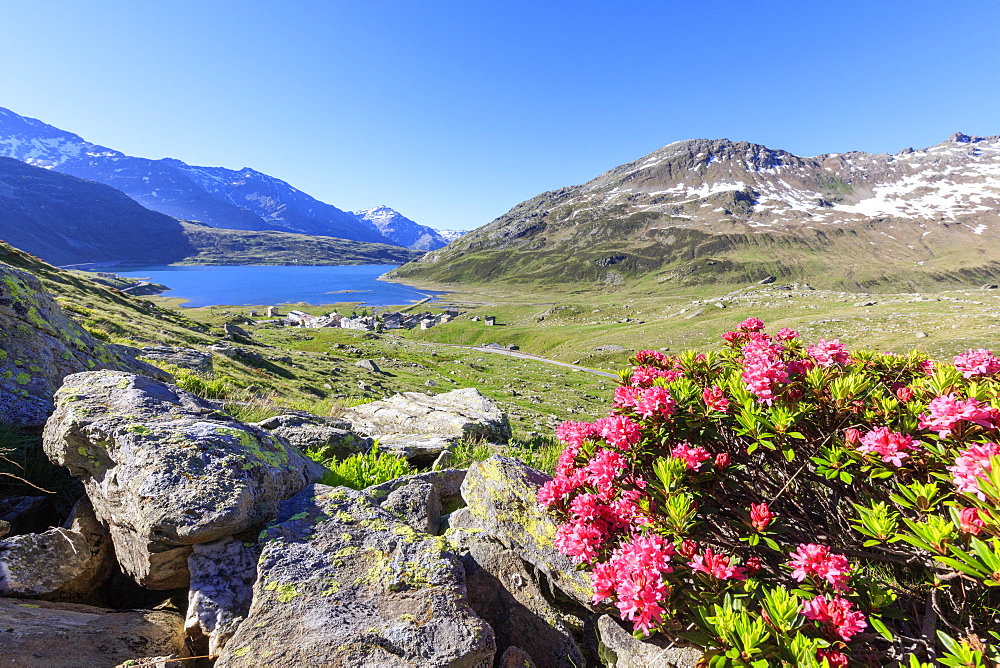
[[2, 1, 998, 231]]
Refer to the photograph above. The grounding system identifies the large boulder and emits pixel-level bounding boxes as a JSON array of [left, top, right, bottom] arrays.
[[43, 370, 324, 589], [0, 527, 92, 597], [344, 387, 511, 443], [186, 536, 260, 656], [0, 597, 188, 667], [216, 484, 495, 667], [461, 456, 595, 607], [0, 262, 168, 426], [375, 433, 461, 468], [457, 534, 587, 668], [254, 413, 370, 460]]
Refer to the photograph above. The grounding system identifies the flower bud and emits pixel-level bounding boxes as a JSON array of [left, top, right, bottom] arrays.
[[714, 452, 730, 470]]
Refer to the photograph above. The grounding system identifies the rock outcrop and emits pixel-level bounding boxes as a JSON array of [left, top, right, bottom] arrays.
[[254, 413, 370, 460], [0, 597, 188, 667], [43, 370, 324, 589], [0, 262, 168, 426], [461, 456, 594, 607], [216, 483, 495, 667], [344, 387, 510, 442], [138, 346, 214, 374]]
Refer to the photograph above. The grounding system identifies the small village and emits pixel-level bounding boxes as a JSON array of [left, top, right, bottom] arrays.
[[251, 305, 498, 332]]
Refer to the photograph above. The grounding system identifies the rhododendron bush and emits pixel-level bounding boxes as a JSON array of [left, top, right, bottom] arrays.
[[538, 319, 1000, 666]]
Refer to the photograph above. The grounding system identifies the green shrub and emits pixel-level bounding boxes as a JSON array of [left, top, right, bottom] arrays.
[[306, 446, 414, 490]]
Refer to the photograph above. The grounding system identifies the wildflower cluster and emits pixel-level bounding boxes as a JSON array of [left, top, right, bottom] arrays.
[[539, 319, 1000, 666]]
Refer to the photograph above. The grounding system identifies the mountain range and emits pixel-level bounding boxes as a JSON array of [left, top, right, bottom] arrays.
[[0, 157, 423, 267], [353, 205, 461, 251], [390, 133, 1000, 291], [0, 106, 462, 250]]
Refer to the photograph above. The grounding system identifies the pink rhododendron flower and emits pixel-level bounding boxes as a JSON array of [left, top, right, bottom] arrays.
[[750, 503, 776, 532], [671, 443, 712, 470], [816, 648, 849, 668], [702, 386, 730, 412], [843, 428, 862, 445], [591, 534, 675, 636], [555, 420, 599, 447], [959, 507, 986, 535], [595, 415, 642, 451], [629, 365, 683, 387], [613, 385, 642, 409], [954, 348, 1000, 378], [806, 338, 851, 367], [713, 452, 730, 470], [856, 427, 917, 467], [688, 548, 747, 581], [920, 359, 936, 375], [741, 337, 788, 405], [919, 394, 1000, 438], [722, 330, 740, 344], [554, 519, 606, 563], [785, 358, 816, 375], [745, 556, 762, 575], [948, 442, 1000, 500], [583, 448, 627, 497], [801, 595, 867, 641], [636, 386, 675, 419], [775, 327, 800, 341], [634, 349, 669, 367], [788, 543, 852, 592], [895, 385, 915, 402], [739, 317, 766, 332]]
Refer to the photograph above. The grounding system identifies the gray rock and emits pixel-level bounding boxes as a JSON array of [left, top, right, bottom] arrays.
[[139, 346, 214, 374], [0, 499, 112, 605], [982, 284, 998, 290], [43, 370, 324, 589], [254, 413, 370, 460], [461, 456, 594, 607], [0, 520, 8, 538], [47, 496, 116, 604], [597, 614, 701, 667], [460, 536, 585, 668], [208, 344, 265, 366], [0, 597, 189, 667], [381, 479, 442, 535], [499, 646, 537, 667], [375, 433, 461, 467], [425, 379, 439, 387], [186, 536, 260, 657], [757, 276, 776, 284], [344, 387, 511, 443], [0, 527, 92, 596], [916, 331, 929, 338], [367, 469, 467, 516], [0, 262, 169, 426], [0, 495, 60, 537], [356, 358, 382, 373], [594, 344, 626, 352], [222, 322, 253, 343], [216, 484, 495, 667]]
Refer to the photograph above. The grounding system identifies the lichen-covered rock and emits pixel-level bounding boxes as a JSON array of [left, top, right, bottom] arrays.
[[139, 346, 214, 374], [186, 536, 259, 656], [597, 614, 702, 668], [0, 262, 168, 426], [0, 597, 188, 667], [375, 433, 461, 468], [216, 484, 495, 667], [38, 497, 116, 605], [381, 479, 442, 535], [254, 413, 370, 460], [0, 527, 92, 596], [461, 456, 594, 607], [499, 646, 537, 668], [459, 535, 586, 668], [43, 370, 324, 589], [344, 387, 511, 443], [367, 469, 467, 516]]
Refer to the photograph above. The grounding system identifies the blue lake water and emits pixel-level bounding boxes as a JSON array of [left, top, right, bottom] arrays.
[[111, 265, 443, 308]]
